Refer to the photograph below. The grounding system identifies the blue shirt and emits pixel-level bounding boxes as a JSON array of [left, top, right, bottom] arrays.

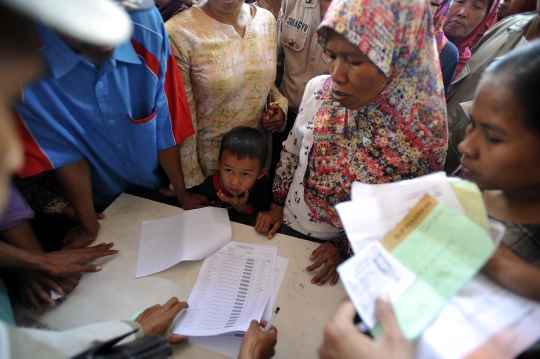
[[15, 8, 193, 205]]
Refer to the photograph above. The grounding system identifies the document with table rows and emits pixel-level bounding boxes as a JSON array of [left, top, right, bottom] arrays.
[[174, 242, 278, 336]]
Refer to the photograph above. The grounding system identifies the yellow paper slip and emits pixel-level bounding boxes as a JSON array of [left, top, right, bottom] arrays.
[[375, 195, 496, 340], [450, 179, 489, 232]]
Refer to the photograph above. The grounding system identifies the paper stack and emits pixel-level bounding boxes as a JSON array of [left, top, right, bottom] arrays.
[[174, 241, 288, 358], [335, 172, 540, 358]]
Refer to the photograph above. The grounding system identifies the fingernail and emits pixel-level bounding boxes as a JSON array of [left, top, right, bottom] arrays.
[[95, 266, 102, 271], [378, 292, 391, 303]]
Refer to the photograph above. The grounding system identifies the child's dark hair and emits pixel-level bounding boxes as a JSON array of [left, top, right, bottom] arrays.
[[481, 39, 540, 136], [219, 127, 268, 169]]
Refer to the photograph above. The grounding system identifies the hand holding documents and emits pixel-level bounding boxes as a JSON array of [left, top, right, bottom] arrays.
[[136, 207, 231, 278], [339, 194, 495, 339], [337, 242, 416, 329], [174, 241, 278, 336], [336, 172, 540, 357]]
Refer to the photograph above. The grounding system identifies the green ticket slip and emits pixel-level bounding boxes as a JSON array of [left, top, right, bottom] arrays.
[[374, 195, 495, 340]]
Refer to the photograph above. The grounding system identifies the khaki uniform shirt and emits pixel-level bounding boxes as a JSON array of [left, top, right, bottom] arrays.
[[444, 13, 534, 173], [277, 0, 329, 112]]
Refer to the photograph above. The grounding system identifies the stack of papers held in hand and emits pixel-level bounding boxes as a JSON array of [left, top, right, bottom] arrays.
[[339, 194, 496, 340], [335, 172, 540, 357]]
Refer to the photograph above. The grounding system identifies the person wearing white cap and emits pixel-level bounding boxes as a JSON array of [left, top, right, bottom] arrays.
[[12, 0, 209, 251], [0, 3, 277, 357]]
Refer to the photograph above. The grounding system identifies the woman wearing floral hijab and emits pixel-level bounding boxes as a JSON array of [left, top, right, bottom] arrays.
[[255, 0, 447, 285]]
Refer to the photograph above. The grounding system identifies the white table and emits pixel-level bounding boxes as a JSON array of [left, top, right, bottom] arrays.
[[13, 193, 346, 358]]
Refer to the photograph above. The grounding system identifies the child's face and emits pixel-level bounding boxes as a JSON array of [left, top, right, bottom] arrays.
[[218, 150, 267, 196]]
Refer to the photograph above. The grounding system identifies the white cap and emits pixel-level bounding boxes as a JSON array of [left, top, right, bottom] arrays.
[[0, 0, 133, 45]]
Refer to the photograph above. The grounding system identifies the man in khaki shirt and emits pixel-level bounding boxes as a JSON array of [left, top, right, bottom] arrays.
[[270, 0, 331, 183]]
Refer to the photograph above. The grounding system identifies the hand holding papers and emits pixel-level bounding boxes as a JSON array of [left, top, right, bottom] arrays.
[[337, 242, 416, 329], [136, 207, 231, 278], [176, 242, 287, 358], [339, 195, 496, 340], [174, 242, 278, 336]]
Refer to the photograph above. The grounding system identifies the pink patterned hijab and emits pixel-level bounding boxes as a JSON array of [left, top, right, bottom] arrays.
[[433, 0, 451, 53], [302, 0, 448, 229], [447, 0, 500, 76]]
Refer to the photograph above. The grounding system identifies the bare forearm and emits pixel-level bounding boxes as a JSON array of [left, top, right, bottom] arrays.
[[54, 159, 99, 234], [1, 221, 43, 252], [483, 245, 540, 301], [158, 145, 189, 199], [0, 241, 43, 270]]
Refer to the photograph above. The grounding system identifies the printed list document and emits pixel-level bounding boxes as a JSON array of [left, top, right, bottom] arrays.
[[174, 242, 278, 336], [189, 256, 289, 359], [417, 273, 540, 359], [337, 173, 466, 253], [136, 207, 231, 278], [375, 195, 495, 340], [338, 242, 416, 328]]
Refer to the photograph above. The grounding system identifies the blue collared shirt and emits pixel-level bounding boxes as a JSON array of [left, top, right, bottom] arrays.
[[15, 8, 193, 205]]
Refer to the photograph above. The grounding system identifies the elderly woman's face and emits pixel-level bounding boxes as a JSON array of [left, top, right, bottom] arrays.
[[443, 0, 490, 39], [324, 30, 385, 110]]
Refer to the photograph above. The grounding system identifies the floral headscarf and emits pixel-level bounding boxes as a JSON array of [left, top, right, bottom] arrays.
[[303, 0, 448, 229]]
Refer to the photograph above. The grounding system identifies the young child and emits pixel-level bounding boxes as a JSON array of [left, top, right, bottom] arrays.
[[199, 127, 271, 214]]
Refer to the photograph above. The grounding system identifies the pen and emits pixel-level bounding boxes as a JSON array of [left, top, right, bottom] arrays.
[[265, 95, 271, 112], [263, 307, 280, 332]]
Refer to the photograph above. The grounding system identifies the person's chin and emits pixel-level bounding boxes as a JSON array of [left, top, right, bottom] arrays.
[[333, 95, 359, 110], [460, 164, 478, 181], [443, 25, 466, 40]]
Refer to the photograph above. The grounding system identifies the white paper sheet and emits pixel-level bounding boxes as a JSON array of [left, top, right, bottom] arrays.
[[351, 172, 449, 201], [263, 256, 289, 320], [460, 306, 540, 359], [174, 242, 278, 336], [337, 173, 464, 253], [189, 332, 245, 359], [136, 207, 231, 278], [188, 256, 289, 358], [488, 219, 506, 247], [338, 242, 417, 328], [416, 273, 540, 359]]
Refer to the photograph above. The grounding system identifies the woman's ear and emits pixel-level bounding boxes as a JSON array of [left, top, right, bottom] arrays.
[[258, 167, 268, 179]]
